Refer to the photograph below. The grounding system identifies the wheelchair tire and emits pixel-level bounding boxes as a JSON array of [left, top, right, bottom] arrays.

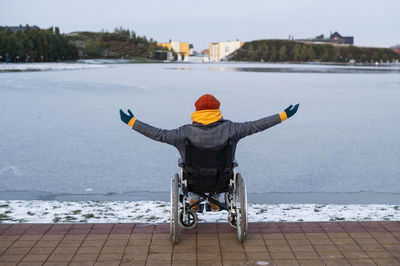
[[179, 209, 198, 229], [236, 173, 248, 242], [170, 173, 179, 243]]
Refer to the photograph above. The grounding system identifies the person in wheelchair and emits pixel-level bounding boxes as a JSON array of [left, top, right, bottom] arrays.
[[120, 94, 299, 203]]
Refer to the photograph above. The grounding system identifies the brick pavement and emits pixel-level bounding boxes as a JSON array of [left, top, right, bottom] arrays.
[[0, 222, 399, 265]]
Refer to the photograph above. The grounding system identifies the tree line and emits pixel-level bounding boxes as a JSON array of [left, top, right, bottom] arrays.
[[70, 27, 169, 60], [0, 25, 78, 62], [230, 40, 400, 63]]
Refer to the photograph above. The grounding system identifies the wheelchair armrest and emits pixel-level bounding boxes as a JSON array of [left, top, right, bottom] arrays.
[[233, 160, 238, 167], [178, 158, 184, 167]]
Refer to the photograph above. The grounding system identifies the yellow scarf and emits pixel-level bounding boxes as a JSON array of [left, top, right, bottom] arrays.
[[191, 109, 222, 125]]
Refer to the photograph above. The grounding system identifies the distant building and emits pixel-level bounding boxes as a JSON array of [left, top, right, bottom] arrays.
[[392, 49, 400, 56], [209, 40, 244, 61], [1, 25, 40, 32], [189, 44, 194, 55], [296, 31, 354, 45], [201, 49, 209, 55], [158, 40, 190, 61]]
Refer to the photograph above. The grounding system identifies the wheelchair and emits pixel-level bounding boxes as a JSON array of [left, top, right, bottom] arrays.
[[170, 140, 248, 243]]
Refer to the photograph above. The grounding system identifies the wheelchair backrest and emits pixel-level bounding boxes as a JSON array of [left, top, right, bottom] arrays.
[[183, 140, 234, 193]]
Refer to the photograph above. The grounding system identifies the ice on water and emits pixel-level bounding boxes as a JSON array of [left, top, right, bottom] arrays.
[[0, 63, 399, 200]]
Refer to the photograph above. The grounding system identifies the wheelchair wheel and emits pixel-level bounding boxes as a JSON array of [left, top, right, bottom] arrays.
[[235, 173, 248, 242], [179, 209, 198, 229], [170, 173, 179, 243]]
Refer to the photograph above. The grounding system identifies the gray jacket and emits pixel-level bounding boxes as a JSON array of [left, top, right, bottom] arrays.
[[132, 114, 282, 160]]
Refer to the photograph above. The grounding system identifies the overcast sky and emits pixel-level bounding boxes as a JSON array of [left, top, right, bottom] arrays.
[[2, 0, 399, 50]]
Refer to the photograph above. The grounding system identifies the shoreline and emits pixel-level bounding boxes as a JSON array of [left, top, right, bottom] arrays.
[[0, 200, 399, 223], [1, 191, 399, 204]]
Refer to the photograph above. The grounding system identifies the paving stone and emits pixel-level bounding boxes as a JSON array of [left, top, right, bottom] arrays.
[[146, 252, 172, 261], [76, 246, 102, 254], [0, 236, 19, 241], [315, 251, 344, 259], [34, 240, 60, 248], [272, 260, 299, 266], [94, 261, 121, 266], [197, 252, 221, 260], [52, 246, 79, 255], [372, 258, 400, 265], [105, 239, 129, 246], [57, 240, 83, 247], [85, 234, 109, 240], [0, 254, 25, 262], [331, 238, 357, 245], [347, 258, 376, 265], [46, 253, 75, 262], [264, 239, 287, 245], [298, 259, 324, 265], [72, 253, 99, 261], [341, 251, 370, 259], [149, 244, 173, 253], [19, 235, 42, 241], [221, 252, 246, 260], [123, 251, 149, 261], [101, 245, 125, 254], [28, 247, 56, 255], [18, 262, 44, 266], [290, 245, 315, 252], [245, 252, 270, 260], [81, 240, 105, 247], [120, 260, 146, 266], [197, 238, 219, 246], [267, 245, 292, 252], [312, 245, 339, 252], [270, 252, 296, 260], [307, 233, 329, 239], [172, 252, 196, 261], [96, 253, 124, 261], [43, 262, 69, 266], [323, 258, 351, 265], [360, 244, 386, 252], [21, 254, 49, 262], [3, 247, 31, 255], [197, 260, 222, 266], [41, 235, 64, 241], [144, 261, 170, 266], [262, 233, 285, 240], [293, 251, 320, 260], [336, 244, 362, 252], [367, 251, 395, 259], [11, 240, 37, 248], [244, 245, 267, 253], [220, 259, 248, 266]]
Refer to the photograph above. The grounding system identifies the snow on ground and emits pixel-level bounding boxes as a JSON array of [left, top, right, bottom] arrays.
[[0, 62, 106, 72], [0, 200, 399, 223]]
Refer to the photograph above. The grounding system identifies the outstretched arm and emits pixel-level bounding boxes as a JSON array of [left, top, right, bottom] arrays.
[[233, 104, 299, 140], [119, 109, 186, 146]]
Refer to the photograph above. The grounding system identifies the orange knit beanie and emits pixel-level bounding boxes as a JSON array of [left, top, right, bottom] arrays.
[[195, 94, 220, 111]]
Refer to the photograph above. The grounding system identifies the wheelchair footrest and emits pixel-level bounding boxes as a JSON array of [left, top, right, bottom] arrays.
[[186, 202, 225, 212]]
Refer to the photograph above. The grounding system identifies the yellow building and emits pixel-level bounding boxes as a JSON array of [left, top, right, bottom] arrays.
[[209, 41, 244, 61], [158, 41, 190, 58]]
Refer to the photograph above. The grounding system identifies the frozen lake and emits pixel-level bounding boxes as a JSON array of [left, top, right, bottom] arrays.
[[0, 62, 399, 203]]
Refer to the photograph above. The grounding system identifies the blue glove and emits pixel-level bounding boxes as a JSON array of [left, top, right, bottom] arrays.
[[284, 104, 299, 118], [120, 109, 134, 125]]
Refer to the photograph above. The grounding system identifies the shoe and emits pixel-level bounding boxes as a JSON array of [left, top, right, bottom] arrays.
[[209, 199, 219, 212], [189, 198, 199, 212]]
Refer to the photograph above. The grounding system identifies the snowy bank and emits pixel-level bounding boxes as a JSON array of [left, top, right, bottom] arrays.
[[0, 62, 106, 72], [0, 200, 399, 224]]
